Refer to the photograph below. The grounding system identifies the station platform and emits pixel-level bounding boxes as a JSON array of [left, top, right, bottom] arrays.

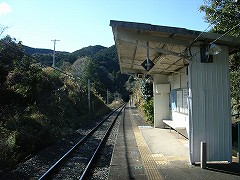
[[108, 104, 240, 180]]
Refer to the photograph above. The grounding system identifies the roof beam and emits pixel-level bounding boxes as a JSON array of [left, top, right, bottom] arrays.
[[121, 62, 143, 67], [156, 62, 187, 67], [117, 29, 191, 46], [119, 39, 190, 59], [131, 40, 138, 69], [121, 61, 186, 75], [149, 66, 186, 74], [121, 66, 186, 75], [121, 68, 143, 74]]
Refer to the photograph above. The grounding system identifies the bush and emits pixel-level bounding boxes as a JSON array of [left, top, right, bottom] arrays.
[[0, 123, 19, 169], [141, 97, 154, 124]]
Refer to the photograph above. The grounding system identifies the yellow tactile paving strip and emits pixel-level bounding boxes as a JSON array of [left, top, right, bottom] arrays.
[[151, 154, 169, 166], [129, 110, 163, 180], [151, 154, 189, 164]]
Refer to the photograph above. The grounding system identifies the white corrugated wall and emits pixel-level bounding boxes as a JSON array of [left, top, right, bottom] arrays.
[[189, 46, 232, 163]]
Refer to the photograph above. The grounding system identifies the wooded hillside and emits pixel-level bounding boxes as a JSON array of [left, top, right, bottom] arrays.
[[0, 36, 129, 171]]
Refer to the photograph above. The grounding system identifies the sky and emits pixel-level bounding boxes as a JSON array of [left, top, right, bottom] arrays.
[[0, 0, 209, 53]]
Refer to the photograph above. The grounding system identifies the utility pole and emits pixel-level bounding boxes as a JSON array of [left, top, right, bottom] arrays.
[[238, 121, 240, 163], [51, 39, 60, 67], [88, 79, 91, 113], [107, 89, 109, 104]]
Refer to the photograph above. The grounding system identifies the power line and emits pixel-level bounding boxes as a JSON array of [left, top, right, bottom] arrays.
[[190, 7, 240, 60], [190, 22, 240, 62], [193, 24, 213, 43], [193, 2, 239, 43], [211, 22, 240, 44]]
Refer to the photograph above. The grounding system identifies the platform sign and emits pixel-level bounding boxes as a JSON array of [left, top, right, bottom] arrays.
[[141, 58, 155, 71]]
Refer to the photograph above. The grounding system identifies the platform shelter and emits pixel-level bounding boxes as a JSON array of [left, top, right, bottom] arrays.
[[110, 20, 240, 164]]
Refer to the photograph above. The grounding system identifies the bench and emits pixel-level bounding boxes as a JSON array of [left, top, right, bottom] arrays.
[[163, 120, 186, 132]]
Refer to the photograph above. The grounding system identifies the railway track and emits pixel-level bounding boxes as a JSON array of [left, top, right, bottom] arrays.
[[38, 104, 126, 179]]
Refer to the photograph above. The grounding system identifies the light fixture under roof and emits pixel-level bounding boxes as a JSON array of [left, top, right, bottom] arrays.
[[208, 43, 222, 55]]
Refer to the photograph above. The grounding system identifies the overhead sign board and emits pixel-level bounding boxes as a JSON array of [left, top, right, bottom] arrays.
[[141, 58, 155, 71]]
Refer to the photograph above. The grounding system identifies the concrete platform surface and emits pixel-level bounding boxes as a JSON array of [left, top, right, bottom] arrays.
[[108, 105, 240, 180]]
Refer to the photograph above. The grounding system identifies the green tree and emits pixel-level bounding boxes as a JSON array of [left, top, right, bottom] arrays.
[[125, 75, 135, 93], [199, 0, 240, 70], [70, 57, 105, 96], [82, 58, 99, 85], [0, 36, 24, 84], [140, 80, 153, 101], [230, 70, 240, 114], [200, 0, 240, 117], [199, 0, 240, 35]]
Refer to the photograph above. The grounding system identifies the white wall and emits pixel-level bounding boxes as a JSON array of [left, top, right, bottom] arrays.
[[153, 72, 189, 130], [151, 46, 231, 164], [169, 69, 189, 137], [153, 74, 169, 128]]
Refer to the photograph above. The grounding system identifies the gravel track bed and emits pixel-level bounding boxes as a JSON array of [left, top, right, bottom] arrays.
[[0, 112, 114, 180], [88, 111, 123, 179], [50, 112, 118, 179]]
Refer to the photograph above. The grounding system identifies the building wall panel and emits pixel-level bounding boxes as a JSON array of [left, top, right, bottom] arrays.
[[189, 46, 232, 163]]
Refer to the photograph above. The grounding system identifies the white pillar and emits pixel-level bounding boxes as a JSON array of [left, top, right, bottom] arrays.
[[153, 74, 170, 128]]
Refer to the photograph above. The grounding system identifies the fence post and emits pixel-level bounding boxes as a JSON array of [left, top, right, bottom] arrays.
[[88, 79, 90, 113], [107, 89, 109, 104], [238, 122, 240, 163], [200, 141, 207, 169]]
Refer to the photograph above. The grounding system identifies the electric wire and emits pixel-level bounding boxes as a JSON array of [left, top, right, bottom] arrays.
[[192, 2, 239, 43], [211, 22, 240, 44], [189, 4, 235, 59], [190, 10, 240, 61], [192, 24, 213, 43], [191, 20, 240, 61]]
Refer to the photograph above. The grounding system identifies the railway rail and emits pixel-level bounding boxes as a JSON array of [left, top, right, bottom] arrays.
[[38, 104, 126, 179]]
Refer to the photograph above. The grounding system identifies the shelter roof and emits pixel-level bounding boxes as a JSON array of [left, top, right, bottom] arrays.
[[110, 20, 240, 75]]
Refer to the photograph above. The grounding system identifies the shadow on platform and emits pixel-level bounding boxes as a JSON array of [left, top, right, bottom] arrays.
[[206, 162, 240, 176]]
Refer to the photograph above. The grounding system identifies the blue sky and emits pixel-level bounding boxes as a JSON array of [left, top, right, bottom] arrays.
[[1, 0, 208, 52]]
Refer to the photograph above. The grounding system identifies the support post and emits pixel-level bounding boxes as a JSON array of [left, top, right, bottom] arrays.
[[51, 39, 60, 67], [92, 100, 94, 114], [238, 121, 240, 163], [200, 141, 207, 169], [88, 79, 90, 113], [106, 89, 109, 104]]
